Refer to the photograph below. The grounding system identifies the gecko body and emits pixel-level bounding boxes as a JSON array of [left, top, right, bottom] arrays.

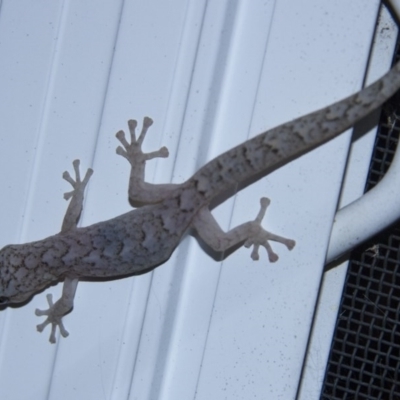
[[1, 61, 400, 343]]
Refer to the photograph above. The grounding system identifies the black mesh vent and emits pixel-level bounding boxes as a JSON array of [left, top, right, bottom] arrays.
[[321, 43, 400, 399]]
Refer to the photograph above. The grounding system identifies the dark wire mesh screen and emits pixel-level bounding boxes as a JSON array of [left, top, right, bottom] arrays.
[[321, 46, 400, 399]]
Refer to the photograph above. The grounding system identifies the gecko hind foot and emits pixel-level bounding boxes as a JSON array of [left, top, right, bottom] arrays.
[[245, 197, 296, 262], [35, 294, 69, 344], [115, 116, 169, 166]]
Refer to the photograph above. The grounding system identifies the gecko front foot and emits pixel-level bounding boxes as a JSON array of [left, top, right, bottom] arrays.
[[115, 117, 169, 166], [61, 159, 93, 233], [35, 294, 70, 344], [35, 277, 78, 343], [245, 198, 296, 262]]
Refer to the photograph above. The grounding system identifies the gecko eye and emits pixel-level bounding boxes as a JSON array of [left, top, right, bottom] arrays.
[[0, 296, 10, 304]]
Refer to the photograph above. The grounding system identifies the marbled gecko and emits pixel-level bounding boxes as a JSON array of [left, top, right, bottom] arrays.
[[1, 61, 400, 343]]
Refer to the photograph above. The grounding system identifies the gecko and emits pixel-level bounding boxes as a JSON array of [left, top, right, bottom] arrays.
[[1, 61, 400, 343]]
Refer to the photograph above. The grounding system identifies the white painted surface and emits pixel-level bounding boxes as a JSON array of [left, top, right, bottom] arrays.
[[299, 5, 399, 398], [0, 1, 390, 399]]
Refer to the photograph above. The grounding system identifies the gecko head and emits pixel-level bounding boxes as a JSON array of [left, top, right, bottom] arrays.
[[0, 289, 38, 306], [0, 244, 38, 306], [0, 283, 36, 307], [0, 289, 34, 306]]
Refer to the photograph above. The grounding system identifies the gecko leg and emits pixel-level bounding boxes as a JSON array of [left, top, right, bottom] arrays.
[[35, 277, 78, 343], [35, 160, 93, 343], [116, 117, 178, 205], [61, 159, 93, 232], [193, 198, 295, 262]]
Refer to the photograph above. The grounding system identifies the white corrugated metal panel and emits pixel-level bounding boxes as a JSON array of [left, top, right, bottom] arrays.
[[0, 0, 390, 399]]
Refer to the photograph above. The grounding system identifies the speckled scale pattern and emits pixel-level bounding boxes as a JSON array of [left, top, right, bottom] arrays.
[[1, 61, 400, 342], [194, 62, 400, 201]]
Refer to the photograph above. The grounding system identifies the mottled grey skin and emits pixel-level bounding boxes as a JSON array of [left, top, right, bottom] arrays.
[[1, 61, 400, 343]]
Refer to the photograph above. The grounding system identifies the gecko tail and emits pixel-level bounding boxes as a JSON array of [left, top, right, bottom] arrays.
[[192, 60, 400, 201]]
